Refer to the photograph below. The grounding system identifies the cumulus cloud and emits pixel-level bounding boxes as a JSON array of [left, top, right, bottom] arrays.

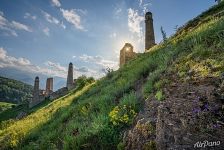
[[79, 54, 118, 69], [24, 12, 37, 20], [44, 61, 67, 77], [0, 47, 34, 70], [43, 27, 50, 36], [127, 8, 145, 44], [44, 61, 99, 78], [0, 47, 108, 79], [42, 10, 66, 29], [0, 47, 67, 78], [51, 0, 61, 7], [74, 66, 89, 73], [0, 47, 7, 59], [45, 61, 66, 72], [60, 8, 85, 30], [0, 11, 32, 36], [128, 8, 144, 36]]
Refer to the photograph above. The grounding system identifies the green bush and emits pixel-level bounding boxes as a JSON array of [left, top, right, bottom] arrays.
[[109, 105, 137, 126], [155, 90, 165, 101]]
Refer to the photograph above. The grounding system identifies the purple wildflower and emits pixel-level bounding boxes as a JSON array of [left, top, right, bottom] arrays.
[[203, 103, 209, 111], [213, 123, 221, 129], [192, 107, 201, 114]]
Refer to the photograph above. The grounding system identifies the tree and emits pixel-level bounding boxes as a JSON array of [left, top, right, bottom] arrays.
[[215, 0, 223, 4], [75, 75, 95, 89], [160, 26, 167, 42]]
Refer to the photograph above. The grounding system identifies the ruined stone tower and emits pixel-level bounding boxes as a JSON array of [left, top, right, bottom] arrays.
[[145, 11, 155, 51], [120, 43, 136, 67], [67, 62, 74, 90], [45, 77, 53, 96], [29, 76, 40, 108]]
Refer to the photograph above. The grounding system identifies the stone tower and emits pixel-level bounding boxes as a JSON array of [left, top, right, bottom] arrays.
[[120, 43, 136, 67], [145, 11, 155, 51], [67, 62, 74, 90], [45, 77, 53, 96], [29, 76, 40, 108]]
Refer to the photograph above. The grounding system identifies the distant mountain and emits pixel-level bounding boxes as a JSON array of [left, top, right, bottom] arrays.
[[0, 67, 66, 90], [0, 76, 33, 104]]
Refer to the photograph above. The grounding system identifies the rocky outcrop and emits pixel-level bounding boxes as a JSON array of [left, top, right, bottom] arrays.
[[49, 87, 68, 100], [156, 77, 224, 150], [16, 111, 27, 120], [123, 76, 224, 150], [123, 97, 159, 150]]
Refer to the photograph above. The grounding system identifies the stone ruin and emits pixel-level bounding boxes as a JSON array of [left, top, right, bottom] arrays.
[[120, 43, 137, 67], [119, 12, 156, 66], [29, 62, 76, 108]]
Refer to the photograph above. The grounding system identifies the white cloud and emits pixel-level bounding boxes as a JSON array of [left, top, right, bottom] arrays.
[[42, 10, 66, 29], [51, 0, 61, 7], [45, 61, 66, 72], [138, 0, 151, 13], [0, 47, 34, 70], [44, 61, 99, 79], [11, 21, 32, 32], [0, 14, 18, 37], [0, 47, 7, 59], [43, 27, 50, 36], [0, 47, 68, 78], [127, 8, 144, 43], [24, 12, 37, 20], [74, 66, 89, 72], [44, 61, 67, 77], [0, 11, 32, 36], [128, 8, 144, 35], [114, 7, 122, 18], [0, 47, 108, 79], [42, 11, 59, 24], [60, 8, 85, 30], [79, 54, 118, 69]]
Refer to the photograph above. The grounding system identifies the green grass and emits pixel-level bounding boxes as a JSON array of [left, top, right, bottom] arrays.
[[0, 103, 27, 122], [0, 102, 16, 114], [0, 2, 224, 150]]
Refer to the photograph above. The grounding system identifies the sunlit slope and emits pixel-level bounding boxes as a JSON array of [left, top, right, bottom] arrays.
[[0, 2, 224, 150], [0, 85, 93, 149]]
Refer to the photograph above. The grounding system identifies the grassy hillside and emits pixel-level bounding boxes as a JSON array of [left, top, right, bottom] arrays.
[[0, 2, 224, 150], [0, 76, 33, 104]]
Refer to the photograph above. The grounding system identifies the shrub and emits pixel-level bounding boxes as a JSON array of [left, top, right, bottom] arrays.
[[109, 105, 137, 126], [117, 141, 125, 150], [154, 79, 170, 90], [119, 92, 140, 111], [155, 90, 165, 101]]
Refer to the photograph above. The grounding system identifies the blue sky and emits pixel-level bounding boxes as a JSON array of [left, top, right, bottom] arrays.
[[0, 0, 216, 80]]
